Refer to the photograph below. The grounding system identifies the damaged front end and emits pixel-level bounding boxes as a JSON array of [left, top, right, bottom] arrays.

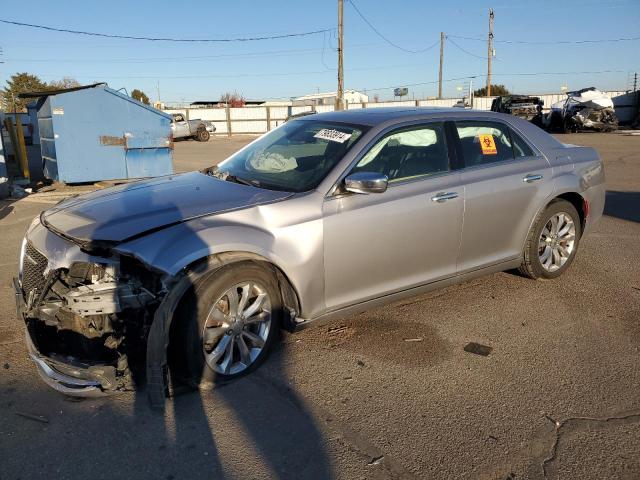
[[566, 105, 618, 132], [562, 87, 619, 132], [16, 237, 167, 396]]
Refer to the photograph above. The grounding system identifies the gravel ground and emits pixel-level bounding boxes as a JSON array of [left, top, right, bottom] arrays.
[[0, 132, 638, 480]]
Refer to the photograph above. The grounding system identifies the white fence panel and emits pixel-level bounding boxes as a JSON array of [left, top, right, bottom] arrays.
[[163, 90, 636, 135], [365, 101, 415, 108], [472, 97, 496, 111], [230, 107, 266, 120], [291, 106, 315, 115], [419, 99, 458, 108], [232, 121, 268, 133], [191, 109, 226, 121], [315, 105, 335, 113], [165, 109, 187, 117], [269, 106, 289, 120]]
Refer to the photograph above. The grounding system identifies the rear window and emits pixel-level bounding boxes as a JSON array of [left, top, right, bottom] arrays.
[[455, 121, 533, 167]]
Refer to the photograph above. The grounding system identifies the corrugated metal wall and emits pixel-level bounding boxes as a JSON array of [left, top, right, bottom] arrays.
[[165, 90, 636, 136]]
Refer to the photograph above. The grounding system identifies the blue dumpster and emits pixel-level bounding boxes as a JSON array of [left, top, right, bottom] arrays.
[[21, 83, 173, 183]]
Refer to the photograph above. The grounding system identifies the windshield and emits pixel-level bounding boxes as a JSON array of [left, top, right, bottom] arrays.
[[212, 120, 367, 192]]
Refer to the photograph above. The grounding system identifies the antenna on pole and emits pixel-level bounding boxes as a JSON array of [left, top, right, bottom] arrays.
[[487, 9, 494, 96]]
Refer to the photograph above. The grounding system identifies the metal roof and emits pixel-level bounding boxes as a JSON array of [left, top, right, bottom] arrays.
[[18, 82, 107, 99]]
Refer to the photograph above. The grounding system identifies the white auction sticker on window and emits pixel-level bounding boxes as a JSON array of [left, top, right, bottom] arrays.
[[314, 128, 352, 143]]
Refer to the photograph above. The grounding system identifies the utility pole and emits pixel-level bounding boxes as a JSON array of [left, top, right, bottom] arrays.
[[438, 32, 445, 99], [487, 9, 494, 96], [337, 0, 344, 110], [634, 72, 638, 92]]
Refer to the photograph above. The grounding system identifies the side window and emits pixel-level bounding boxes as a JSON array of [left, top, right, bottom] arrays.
[[455, 121, 514, 167], [351, 124, 449, 182], [510, 129, 534, 158], [174, 114, 184, 122]]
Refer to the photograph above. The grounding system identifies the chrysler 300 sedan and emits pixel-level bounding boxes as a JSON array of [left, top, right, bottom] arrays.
[[15, 108, 605, 403]]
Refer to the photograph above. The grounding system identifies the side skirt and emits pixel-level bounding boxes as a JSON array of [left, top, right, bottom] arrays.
[[292, 257, 521, 331]]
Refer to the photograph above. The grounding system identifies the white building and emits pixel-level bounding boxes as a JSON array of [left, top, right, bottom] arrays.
[[293, 89, 369, 106]]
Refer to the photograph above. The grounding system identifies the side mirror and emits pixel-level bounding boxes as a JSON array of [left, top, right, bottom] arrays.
[[344, 172, 388, 194]]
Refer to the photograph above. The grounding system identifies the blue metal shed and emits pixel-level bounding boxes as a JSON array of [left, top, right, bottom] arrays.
[[23, 83, 173, 183]]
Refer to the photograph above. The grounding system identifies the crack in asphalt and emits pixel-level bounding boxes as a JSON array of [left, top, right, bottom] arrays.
[[541, 411, 640, 479]]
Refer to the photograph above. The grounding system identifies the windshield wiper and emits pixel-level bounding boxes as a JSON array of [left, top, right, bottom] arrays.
[[226, 174, 258, 187], [204, 166, 293, 192], [205, 167, 256, 187]]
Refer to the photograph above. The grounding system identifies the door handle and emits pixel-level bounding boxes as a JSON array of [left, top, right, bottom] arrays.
[[431, 192, 459, 203], [523, 174, 543, 183]]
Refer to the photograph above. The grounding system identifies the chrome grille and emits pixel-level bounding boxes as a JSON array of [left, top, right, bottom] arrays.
[[22, 241, 48, 298]]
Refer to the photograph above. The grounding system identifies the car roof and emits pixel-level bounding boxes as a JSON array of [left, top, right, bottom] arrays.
[[295, 106, 564, 152], [297, 107, 499, 126]]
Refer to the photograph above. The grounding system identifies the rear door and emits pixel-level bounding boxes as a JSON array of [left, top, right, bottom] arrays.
[[454, 119, 554, 272]]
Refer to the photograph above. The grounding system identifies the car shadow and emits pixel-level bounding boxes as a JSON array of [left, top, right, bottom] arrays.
[[603, 190, 640, 223], [0, 201, 14, 221]]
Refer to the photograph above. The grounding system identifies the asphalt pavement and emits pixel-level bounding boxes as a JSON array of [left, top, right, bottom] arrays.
[[0, 132, 638, 479]]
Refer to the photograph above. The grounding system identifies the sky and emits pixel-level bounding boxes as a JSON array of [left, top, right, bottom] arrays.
[[0, 0, 638, 104]]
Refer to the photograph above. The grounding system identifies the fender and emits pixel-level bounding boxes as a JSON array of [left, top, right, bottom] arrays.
[[115, 213, 325, 318], [145, 252, 301, 409]]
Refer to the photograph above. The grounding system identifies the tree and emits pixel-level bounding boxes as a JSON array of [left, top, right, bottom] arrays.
[[48, 77, 81, 90], [131, 89, 150, 105], [473, 84, 510, 97], [220, 91, 246, 107], [1, 72, 49, 112]]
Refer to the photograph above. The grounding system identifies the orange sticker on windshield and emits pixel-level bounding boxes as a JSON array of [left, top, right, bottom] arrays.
[[478, 134, 497, 155]]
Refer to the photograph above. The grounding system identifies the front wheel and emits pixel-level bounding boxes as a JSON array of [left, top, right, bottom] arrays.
[[171, 262, 281, 387], [518, 199, 581, 279]]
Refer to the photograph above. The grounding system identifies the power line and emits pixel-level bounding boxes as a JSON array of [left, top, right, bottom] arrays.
[[494, 69, 626, 76], [360, 69, 627, 93], [0, 18, 334, 42], [448, 34, 640, 45], [347, 0, 440, 53], [363, 75, 480, 92], [27, 62, 427, 80], [447, 37, 489, 60]]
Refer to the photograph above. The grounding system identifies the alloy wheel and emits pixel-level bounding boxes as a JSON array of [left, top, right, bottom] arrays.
[[538, 212, 576, 272], [202, 282, 271, 375]]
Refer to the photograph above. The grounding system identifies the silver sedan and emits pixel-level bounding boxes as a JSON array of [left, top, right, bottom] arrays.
[[15, 108, 605, 401]]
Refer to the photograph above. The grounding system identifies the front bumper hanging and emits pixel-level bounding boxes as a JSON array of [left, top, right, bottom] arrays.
[[15, 277, 113, 398]]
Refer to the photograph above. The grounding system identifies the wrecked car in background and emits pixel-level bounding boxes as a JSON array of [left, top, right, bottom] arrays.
[[171, 113, 215, 141], [15, 108, 605, 405], [490, 95, 544, 125], [544, 87, 618, 133]]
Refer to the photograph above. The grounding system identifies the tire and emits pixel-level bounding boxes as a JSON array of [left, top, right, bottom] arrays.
[[196, 129, 210, 142], [171, 262, 281, 387], [518, 199, 582, 280]]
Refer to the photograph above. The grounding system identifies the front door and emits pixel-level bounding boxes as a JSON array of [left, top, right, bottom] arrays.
[[323, 122, 464, 311]]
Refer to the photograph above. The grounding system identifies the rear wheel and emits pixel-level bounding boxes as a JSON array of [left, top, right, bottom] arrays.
[[196, 129, 210, 142], [518, 199, 581, 279], [171, 262, 280, 387]]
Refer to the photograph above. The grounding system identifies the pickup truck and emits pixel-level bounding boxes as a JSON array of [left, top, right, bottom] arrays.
[[170, 113, 216, 141]]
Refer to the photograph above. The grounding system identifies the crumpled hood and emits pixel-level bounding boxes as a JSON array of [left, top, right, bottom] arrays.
[[41, 171, 292, 243]]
